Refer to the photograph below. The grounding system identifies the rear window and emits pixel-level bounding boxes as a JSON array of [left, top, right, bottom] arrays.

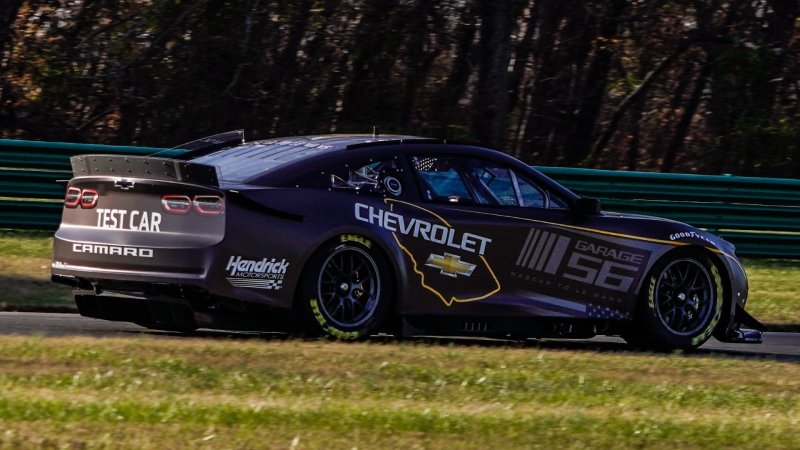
[[192, 139, 335, 183]]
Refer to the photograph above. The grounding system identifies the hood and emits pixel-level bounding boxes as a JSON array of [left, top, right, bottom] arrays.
[[593, 210, 736, 256]]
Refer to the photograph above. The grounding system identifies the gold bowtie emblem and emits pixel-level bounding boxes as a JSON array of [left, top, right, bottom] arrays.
[[425, 253, 476, 278]]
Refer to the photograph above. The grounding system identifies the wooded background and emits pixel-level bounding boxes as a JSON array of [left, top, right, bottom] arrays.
[[0, 1, 798, 176]]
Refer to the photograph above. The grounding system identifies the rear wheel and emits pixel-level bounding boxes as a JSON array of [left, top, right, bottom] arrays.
[[625, 250, 723, 351], [298, 236, 393, 339]]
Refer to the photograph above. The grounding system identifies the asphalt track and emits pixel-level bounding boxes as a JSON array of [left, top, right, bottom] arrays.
[[1, 312, 798, 360]]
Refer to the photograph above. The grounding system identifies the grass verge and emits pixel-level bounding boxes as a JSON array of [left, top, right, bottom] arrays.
[[0, 336, 798, 448], [0, 230, 73, 310], [0, 229, 798, 325]]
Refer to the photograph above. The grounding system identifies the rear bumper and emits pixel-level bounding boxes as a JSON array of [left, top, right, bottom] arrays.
[[52, 263, 206, 284], [52, 234, 211, 282], [51, 228, 219, 296]]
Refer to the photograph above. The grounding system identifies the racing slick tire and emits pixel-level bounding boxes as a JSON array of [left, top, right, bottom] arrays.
[[297, 235, 394, 340], [624, 249, 723, 351]]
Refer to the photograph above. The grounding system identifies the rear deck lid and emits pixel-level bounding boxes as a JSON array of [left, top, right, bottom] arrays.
[[55, 155, 227, 269]]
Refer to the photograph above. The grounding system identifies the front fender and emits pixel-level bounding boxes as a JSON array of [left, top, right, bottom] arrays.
[[640, 222, 749, 335]]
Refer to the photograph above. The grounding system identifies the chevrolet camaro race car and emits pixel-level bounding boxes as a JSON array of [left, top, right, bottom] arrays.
[[51, 132, 764, 350]]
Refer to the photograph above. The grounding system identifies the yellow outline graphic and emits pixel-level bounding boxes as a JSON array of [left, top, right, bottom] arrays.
[[384, 199, 500, 306], [391, 233, 501, 306]]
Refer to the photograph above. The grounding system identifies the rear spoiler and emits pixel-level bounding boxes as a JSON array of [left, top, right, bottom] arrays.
[[70, 155, 220, 187]]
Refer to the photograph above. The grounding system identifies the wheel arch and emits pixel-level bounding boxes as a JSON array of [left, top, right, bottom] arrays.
[[678, 245, 735, 337], [291, 227, 405, 317], [646, 244, 732, 309], [626, 243, 731, 350]]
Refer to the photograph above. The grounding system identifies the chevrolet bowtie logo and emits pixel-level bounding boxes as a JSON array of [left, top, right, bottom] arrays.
[[425, 253, 476, 278], [114, 179, 135, 190]]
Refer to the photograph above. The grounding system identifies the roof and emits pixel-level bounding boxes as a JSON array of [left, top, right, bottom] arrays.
[[192, 134, 428, 183]]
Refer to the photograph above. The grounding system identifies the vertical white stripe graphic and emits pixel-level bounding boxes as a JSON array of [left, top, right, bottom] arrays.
[[516, 228, 536, 266], [516, 229, 572, 274], [535, 232, 557, 271], [544, 236, 571, 274], [521, 229, 541, 267]]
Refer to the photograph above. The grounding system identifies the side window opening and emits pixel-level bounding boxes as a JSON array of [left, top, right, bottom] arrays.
[[548, 192, 570, 209], [410, 155, 567, 209], [513, 173, 547, 208], [411, 156, 475, 203], [476, 166, 517, 205]]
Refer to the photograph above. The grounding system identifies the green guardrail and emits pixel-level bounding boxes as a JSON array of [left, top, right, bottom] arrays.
[[0, 139, 177, 170], [540, 167, 800, 258], [1, 138, 799, 257]]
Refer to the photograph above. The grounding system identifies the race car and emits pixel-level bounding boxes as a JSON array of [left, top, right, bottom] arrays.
[[51, 131, 764, 350]]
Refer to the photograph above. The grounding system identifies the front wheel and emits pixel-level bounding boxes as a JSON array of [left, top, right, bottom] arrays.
[[298, 236, 393, 339], [625, 250, 723, 351]]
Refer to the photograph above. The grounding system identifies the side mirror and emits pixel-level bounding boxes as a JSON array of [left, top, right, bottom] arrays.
[[572, 197, 601, 216]]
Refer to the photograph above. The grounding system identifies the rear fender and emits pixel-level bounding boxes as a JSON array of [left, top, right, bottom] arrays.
[[292, 225, 409, 316]]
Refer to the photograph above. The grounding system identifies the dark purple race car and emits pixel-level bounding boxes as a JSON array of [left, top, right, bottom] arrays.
[[51, 132, 764, 350]]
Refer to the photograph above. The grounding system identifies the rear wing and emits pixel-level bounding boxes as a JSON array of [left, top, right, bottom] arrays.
[[70, 155, 220, 187]]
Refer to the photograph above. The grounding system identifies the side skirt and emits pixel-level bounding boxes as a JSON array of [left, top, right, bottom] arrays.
[[401, 315, 626, 340]]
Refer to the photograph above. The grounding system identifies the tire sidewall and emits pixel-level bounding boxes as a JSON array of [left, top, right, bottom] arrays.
[[639, 249, 724, 350], [299, 234, 393, 340]]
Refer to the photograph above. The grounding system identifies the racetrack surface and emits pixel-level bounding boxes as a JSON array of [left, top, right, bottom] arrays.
[[1, 312, 797, 360]]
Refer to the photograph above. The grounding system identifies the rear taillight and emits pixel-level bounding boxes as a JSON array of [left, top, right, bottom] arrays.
[[79, 189, 99, 208], [192, 195, 224, 215], [64, 187, 81, 208], [161, 195, 192, 214]]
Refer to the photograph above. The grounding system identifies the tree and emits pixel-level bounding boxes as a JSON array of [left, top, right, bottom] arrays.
[[1, 0, 797, 177]]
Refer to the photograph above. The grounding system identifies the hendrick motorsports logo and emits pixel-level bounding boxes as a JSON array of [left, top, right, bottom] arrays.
[[225, 255, 289, 290]]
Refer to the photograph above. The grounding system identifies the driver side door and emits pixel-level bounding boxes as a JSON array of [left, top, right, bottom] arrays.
[[400, 154, 580, 316]]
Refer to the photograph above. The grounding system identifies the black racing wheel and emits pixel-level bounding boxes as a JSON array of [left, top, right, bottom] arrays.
[[298, 235, 393, 339], [624, 249, 723, 351]]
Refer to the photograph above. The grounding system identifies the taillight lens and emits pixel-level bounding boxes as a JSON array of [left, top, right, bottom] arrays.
[[64, 187, 81, 208], [79, 189, 99, 208], [193, 195, 224, 215], [161, 195, 192, 214]]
